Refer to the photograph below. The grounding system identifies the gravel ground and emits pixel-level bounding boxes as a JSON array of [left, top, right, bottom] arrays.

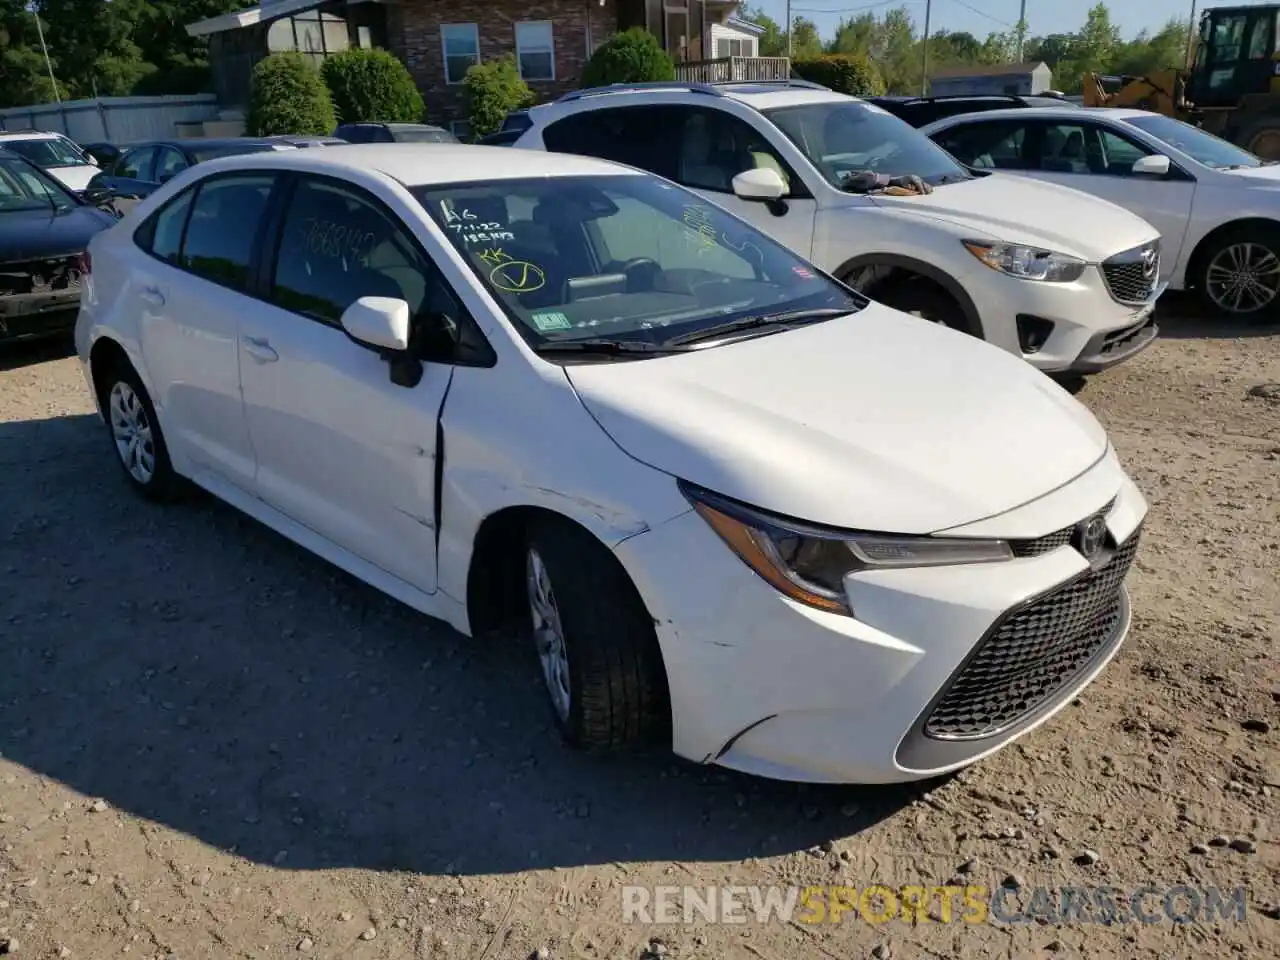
[[1, 301, 1277, 960]]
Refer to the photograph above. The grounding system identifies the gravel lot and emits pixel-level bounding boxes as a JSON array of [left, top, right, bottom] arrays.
[[1, 301, 1277, 959]]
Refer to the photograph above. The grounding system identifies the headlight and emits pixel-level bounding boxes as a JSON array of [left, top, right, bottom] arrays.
[[680, 482, 1013, 616], [963, 240, 1086, 283]]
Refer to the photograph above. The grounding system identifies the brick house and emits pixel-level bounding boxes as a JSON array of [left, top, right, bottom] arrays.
[[187, 0, 763, 134]]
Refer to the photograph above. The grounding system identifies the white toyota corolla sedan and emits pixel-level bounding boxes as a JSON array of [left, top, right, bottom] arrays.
[[75, 144, 1148, 784]]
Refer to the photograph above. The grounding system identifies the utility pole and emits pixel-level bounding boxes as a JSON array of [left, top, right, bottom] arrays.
[[786, 0, 792, 59], [1018, 0, 1027, 61], [920, 0, 932, 96], [33, 11, 60, 104]]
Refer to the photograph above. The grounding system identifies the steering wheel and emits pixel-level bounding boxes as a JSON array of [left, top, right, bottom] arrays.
[[619, 257, 661, 292]]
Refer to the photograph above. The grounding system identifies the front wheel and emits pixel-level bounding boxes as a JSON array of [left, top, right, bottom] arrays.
[[1196, 226, 1280, 318], [848, 270, 978, 337], [524, 519, 668, 750]]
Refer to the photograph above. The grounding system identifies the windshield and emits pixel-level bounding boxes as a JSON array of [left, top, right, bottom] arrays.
[[4, 136, 91, 168], [392, 128, 458, 143], [189, 144, 277, 163], [0, 157, 77, 212], [1123, 114, 1262, 169], [765, 100, 972, 188], [412, 174, 860, 351]]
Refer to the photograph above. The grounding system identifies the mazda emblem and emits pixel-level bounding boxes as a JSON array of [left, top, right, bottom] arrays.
[[1075, 514, 1109, 560], [1141, 248, 1158, 280]]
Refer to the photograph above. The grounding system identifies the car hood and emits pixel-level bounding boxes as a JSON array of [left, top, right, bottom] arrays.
[[0, 205, 115, 262], [565, 306, 1109, 534], [868, 173, 1159, 261], [1218, 163, 1280, 184], [44, 164, 100, 192]]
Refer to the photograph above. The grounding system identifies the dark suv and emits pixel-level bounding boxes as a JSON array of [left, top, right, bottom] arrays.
[[867, 94, 1077, 128]]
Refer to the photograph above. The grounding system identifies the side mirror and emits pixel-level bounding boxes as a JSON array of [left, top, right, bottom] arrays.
[[732, 167, 787, 201], [1132, 154, 1171, 177], [340, 296, 422, 387]]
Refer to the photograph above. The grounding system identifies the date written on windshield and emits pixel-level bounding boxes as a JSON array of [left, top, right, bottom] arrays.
[[440, 201, 516, 245]]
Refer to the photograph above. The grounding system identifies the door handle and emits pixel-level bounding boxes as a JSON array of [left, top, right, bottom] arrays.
[[140, 286, 165, 307], [243, 336, 279, 363]]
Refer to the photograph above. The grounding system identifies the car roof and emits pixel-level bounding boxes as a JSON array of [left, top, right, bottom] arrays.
[[190, 143, 644, 186], [0, 131, 64, 141], [924, 105, 1154, 126], [544, 80, 855, 114]]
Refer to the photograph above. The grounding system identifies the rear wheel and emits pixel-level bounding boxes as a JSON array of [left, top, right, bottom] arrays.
[[100, 362, 182, 501], [1242, 120, 1280, 162], [524, 518, 668, 750], [1195, 225, 1280, 318]]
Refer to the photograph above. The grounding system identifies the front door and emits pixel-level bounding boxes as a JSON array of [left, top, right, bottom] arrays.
[[237, 174, 452, 593]]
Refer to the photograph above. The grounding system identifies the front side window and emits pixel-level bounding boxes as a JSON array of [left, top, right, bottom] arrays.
[[3, 136, 90, 168], [442, 23, 480, 84], [0, 157, 77, 212], [116, 147, 157, 181], [1123, 113, 1260, 169], [156, 148, 188, 182], [674, 107, 800, 195], [413, 174, 860, 352], [181, 175, 276, 291], [515, 21, 555, 81], [766, 100, 972, 188], [271, 177, 449, 327]]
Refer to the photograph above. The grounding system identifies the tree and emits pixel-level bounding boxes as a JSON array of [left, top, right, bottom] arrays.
[[788, 17, 824, 60], [740, 5, 785, 58], [0, 2, 66, 107], [463, 55, 534, 139], [131, 0, 245, 95], [32, 0, 151, 97], [829, 13, 877, 57], [580, 27, 674, 87], [322, 48, 424, 123], [246, 52, 336, 137], [792, 54, 884, 96]]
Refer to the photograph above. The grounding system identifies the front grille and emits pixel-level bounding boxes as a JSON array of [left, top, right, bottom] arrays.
[[1100, 241, 1160, 305], [0, 256, 84, 297], [924, 528, 1141, 741], [1011, 498, 1115, 558]]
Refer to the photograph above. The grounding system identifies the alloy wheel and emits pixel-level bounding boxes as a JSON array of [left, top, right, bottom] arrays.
[[527, 546, 571, 722], [108, 381, 155, 484], [1205, 241, 1280, 314]]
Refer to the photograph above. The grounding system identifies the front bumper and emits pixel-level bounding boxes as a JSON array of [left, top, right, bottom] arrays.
[[959, 259, 1162, 374], [0, 289, 82, 343], [614, 451, 1148, 784]]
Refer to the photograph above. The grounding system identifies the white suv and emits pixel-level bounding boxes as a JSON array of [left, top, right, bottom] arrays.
[[514, 80, 1165, 376]]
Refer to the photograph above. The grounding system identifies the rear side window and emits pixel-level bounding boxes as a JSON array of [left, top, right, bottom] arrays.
[[934, 121, 1030, 170], [180, 175, 275, 291], [150, 191, 195, 264], [542, 107, 680, 180]]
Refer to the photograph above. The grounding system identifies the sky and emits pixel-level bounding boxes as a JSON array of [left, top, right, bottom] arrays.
[[751, 0, 1280, 45]]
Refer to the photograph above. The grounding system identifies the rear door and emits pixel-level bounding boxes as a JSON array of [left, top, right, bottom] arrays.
[[128, 173, 279, 489]]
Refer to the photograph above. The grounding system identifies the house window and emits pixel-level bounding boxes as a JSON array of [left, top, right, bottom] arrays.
[[516, 21, 555, 81], [442, 23, 480, 85], [715, 38, 755, 57], [266, 12, 351, 68]]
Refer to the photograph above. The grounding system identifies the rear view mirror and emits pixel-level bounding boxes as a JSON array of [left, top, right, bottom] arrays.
[[340, 296, 421, 387], [732, 167, 787, 201], [341, 296, 410, 351], [1132, 154, 1171, 177]]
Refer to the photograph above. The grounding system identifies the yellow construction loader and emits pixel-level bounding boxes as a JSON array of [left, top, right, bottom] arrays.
[[1083, 4, 1280, 159]]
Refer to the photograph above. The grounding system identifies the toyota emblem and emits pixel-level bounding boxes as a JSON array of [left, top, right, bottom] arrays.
[[1075, 514, 1109, 560]]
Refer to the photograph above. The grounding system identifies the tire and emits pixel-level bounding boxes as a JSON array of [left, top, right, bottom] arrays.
[[1194, 224, 1280, 319], [852, 271, 978, 336], [1241, 120, 1280, 162], [523, 517, 668, 750], [100, 360, 183, 502]]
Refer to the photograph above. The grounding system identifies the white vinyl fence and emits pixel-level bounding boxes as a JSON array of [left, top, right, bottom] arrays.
[[0, 95, 220, 143]]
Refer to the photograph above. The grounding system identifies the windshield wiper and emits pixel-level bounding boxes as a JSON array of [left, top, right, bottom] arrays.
[[664, 307, 850, 347], [533, 337, 685, 357]]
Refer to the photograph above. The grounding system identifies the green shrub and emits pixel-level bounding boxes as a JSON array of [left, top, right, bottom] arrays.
[[321, 48, 425, 124], [792, 54, 885, 97], [580, 27, 676, 88], [246, 52, 336, 137], [463, 56, 536, 139]]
